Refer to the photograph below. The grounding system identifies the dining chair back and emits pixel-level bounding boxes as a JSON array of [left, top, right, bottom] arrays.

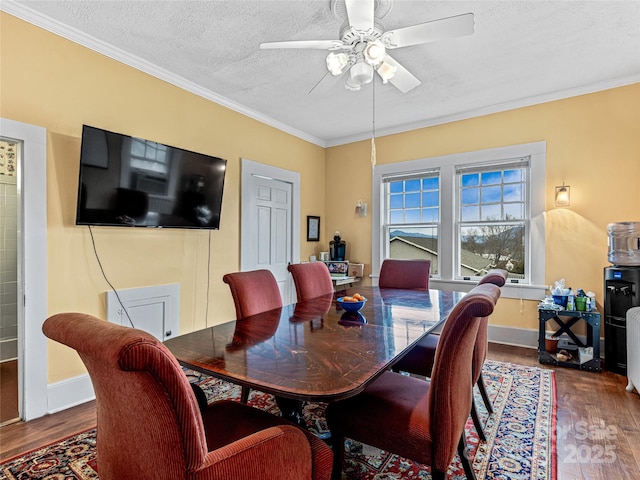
[[428, 283, 500, 477], [471, 268, 508, 418], [42, 313, 333, 480], [391, 268, 507, 440], [467, 271, 508, 386], [326, 283, 500, 480], [223, 269, 283, 319], [478, 268, 508, 287], [378, 258, 431, 290], [288, 262, 334, 301]]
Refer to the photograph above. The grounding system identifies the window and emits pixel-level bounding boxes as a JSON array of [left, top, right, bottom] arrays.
[[383, 171, 440, 274], [456, 160, 528, 281], [373, 142, 546, 300]]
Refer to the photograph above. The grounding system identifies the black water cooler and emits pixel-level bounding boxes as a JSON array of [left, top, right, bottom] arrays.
[[604, 266, 640, 374]]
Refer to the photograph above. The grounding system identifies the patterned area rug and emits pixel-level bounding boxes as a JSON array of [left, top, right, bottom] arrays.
[[0, 360, 556, 480]]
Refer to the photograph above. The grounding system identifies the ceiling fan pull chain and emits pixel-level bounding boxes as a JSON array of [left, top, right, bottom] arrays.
[[371, 79, 377, 167], [371, 137, 377, 167]]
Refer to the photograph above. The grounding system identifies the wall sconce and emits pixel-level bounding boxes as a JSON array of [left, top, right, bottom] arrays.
[[355, 199, 368, 217], [555, 183, 570, 207]]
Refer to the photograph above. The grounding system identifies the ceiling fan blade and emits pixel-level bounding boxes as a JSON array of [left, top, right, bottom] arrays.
[[378, 55, 421, 93], [260, 40, 344, 50], [382, 12, 475, 49], [345, 0, 375, 33]]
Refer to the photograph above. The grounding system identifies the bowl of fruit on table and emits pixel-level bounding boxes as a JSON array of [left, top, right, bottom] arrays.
[[336, 293, 367, 312]]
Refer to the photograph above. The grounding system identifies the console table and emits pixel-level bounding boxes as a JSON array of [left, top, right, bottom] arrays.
[[538, 307, 602, 372]]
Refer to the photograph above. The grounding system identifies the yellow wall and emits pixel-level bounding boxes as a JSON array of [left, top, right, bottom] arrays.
[[0, 14, 326, 382], [326, 83, 640, 331]]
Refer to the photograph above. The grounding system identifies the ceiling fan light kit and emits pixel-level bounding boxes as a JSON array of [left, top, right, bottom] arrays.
[[259, 0, 475, 94], [349, 60, 374, 88], [363, 39, 386, 66], [326, 52, 349, 75], [376, 58, 397, 84]]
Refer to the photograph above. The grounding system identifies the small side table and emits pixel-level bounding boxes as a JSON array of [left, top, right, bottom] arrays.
[[538, 308, 602, 372]]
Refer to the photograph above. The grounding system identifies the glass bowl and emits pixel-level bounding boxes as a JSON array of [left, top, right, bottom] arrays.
[[336, 296, 366, 312]]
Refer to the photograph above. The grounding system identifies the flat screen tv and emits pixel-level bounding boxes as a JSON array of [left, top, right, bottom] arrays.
[[76, 125, 226, 229]]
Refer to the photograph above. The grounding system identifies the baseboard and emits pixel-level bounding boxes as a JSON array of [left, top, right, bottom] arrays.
[[47, 374, 95, 414], [488, 324, 606, 357]]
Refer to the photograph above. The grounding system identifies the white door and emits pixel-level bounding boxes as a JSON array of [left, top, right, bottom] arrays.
[[241, 159, 300, 306], [255, 177, 291, 295]]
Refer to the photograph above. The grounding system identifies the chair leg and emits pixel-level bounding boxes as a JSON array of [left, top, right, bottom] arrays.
[[431, 470, 446, 480], [331, 434, 345, 480], [458, 434, 477, 480], [240, 386, 250, 403], [470, 398, 487, 442], [189, 383, 208, 414], [477, 372, 493, 414]]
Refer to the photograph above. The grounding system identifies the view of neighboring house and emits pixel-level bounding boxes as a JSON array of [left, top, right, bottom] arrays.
[[390, 234, 516, 278]]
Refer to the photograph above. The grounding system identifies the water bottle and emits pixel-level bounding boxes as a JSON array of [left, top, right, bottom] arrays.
[[567, 294, 575, 310], [608, 222, 640, 266]]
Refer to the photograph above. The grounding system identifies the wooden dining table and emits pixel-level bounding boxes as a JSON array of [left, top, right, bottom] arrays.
[[165, 285, 465, 422]]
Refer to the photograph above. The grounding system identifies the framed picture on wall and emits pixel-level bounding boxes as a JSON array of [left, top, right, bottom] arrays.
[[307, 216, 320, 242]]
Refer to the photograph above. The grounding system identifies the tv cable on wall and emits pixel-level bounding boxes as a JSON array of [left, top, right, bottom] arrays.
[[87, 225, 135, 328]]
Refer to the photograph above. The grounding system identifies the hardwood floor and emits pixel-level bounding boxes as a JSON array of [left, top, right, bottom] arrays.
[[1, 344, 639, 479]]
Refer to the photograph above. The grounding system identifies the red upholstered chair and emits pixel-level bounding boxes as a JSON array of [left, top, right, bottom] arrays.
[[288, 262, 334, 301], [223, 269, 283, 319], [42, 313, 333, 480], [378, 258, 431, 290], [478, 269, 509, 288], [392, 268, 508, 441], [223, 269, 283, 402], [326, 283, 501, 480]]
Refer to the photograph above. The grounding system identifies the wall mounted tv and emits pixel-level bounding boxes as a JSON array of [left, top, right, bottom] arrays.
[[76, 125, 226, 229]]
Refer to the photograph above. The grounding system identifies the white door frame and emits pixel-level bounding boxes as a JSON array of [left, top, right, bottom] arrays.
[[240, 158, 300, 306], [0, 118, 48, 420]]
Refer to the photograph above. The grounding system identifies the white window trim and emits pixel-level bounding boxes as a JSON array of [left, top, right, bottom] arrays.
[[372, 141, 546, 300]]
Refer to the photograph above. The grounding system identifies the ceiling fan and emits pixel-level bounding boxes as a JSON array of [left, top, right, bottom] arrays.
[[259, 0, 474, 93]]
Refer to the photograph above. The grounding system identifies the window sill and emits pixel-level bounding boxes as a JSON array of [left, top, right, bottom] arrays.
[[429, 279, 545, 301], [369, 275, 546, 301]]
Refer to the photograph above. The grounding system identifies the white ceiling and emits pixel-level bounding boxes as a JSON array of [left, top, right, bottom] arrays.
[[4, 0, 640, 146]]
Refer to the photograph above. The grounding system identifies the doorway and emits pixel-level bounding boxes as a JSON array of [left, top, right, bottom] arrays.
[[240, 159, 300, 306], [0, 118, 48, 422], [0, 138, 19, 424]]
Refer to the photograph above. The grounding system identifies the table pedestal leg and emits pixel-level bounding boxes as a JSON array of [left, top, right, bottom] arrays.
[[274, 396, 333, 442], [275, 396, 305, 426]]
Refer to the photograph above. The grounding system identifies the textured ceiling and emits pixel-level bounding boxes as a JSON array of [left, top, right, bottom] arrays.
[[5, 0, 640, 146]]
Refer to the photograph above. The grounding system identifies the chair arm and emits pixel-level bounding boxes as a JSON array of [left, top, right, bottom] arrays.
[[194, 425, 313, 480]]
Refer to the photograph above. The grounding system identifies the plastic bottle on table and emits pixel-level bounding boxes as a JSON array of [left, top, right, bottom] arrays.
[[567, 294, 575, 310]]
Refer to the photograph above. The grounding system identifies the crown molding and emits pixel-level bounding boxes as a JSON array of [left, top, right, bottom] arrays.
[[326, 74, 640, 147], [1, 1, 327, 148]]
